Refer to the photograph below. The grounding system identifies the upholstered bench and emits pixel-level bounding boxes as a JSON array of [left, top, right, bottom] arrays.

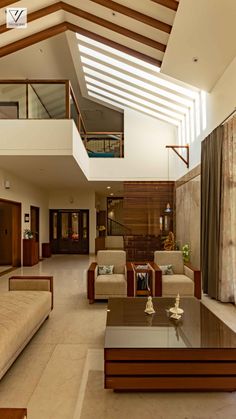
[[0, 275, 53, 380]]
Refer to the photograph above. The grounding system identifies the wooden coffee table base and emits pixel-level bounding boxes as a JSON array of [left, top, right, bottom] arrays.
[[105, 348, 236, 391]]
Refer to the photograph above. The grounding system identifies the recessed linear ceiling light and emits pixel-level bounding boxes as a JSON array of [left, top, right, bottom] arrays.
[[82, 60, 192, 107], [87, 89, 180, 126], [76, 34, 160, 73], [86, 81, 184, 121], [84, 73, 187, 115], [79, 45, 197, 99]]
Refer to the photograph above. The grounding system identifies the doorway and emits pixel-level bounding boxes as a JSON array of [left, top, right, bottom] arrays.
[[0, 199, 21, 270], [30, 206, 39, 258], [50, 209, 89, 254]]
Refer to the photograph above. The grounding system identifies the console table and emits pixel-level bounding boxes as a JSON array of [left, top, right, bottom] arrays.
[[0, 408, 27, 419], [104, 297, 236, 391]]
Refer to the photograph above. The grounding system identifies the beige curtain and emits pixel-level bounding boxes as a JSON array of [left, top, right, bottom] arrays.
[[219, 116, 236, 302], [201, 126, 223, 299]]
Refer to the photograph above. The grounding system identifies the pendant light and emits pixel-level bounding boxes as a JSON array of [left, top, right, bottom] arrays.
[[164, 148, 172, 213]]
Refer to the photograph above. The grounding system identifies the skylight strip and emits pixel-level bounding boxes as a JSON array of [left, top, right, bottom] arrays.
[[201, 90, 207, 130], [88, 91, 181, 128], [79, 45, 197, 99], [76, 34, 160, 72], [87, 88, 179, 126], [189, 106, 195, 143], [84, 72, 187, 114], [86, 81, 184, 121], [195, 94, 201, 136], [88, 91, 125, 110], [81, 60, 192, 106]]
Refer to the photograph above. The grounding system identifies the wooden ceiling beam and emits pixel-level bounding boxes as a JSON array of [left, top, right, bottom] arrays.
[[88, 0, 172, 33], [63, 2, 166, 52], [0, 22, 67, 58], [0, 0, 20, 7], [0, 3, 62, 34], [67, 22, 162, 67], [150, 0, 179, 11], [0, 20, 162, 68], [0, 2, 166, 52]]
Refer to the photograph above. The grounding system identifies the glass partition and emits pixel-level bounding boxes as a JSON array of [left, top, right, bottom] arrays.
[[81, 132, 123, 157], [28, 83, 66, 119], [0, 80, 124, 158], [0, 84, 27, 118]]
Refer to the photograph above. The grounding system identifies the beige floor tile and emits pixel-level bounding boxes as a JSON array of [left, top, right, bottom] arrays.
[[80, 370, 236, 419], [0, 343, 55, 407], [0, 255, 236, 419], [27, 344, 88, 419]]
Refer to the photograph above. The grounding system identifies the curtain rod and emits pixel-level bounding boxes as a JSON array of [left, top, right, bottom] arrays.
[[220, 107, 236, 126]]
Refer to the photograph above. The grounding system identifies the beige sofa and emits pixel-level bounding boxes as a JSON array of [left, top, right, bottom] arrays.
[[87, 250, 127, 303], [154, 251, 201, 299], [0, 275, 53, 380]]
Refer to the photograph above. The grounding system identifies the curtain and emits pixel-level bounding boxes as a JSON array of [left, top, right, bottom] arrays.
[[218, 116, 236, 302], [201, 126, 223, 298]]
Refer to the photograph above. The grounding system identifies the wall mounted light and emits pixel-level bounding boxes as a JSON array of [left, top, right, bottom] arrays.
[[24, 213, 30, 223], [4, 180, 10, 189]]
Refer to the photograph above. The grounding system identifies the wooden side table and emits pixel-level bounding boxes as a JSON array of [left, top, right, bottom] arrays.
[[0, 408, 27, 419], [42, 243, 51, 258], [132, 262, 154, 296]]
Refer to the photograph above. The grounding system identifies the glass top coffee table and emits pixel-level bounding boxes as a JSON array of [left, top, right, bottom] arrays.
[[104, 297, 236, 391]]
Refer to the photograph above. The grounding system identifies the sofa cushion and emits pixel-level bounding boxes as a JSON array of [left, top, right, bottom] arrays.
[[159, 264, 173, 275], [154, 251, 184, 274], [98, 265, 114, 275], [95, 274, 126, 296], [97, 250, 126, 274], [0, 291, 51, 375], [162, 274, 194, 296]]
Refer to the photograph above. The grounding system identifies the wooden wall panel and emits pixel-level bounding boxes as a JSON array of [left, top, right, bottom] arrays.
[[123, 181, 174, 235]]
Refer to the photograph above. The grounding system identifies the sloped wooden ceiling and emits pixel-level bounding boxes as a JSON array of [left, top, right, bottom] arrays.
[[0, 0, 179, 68]]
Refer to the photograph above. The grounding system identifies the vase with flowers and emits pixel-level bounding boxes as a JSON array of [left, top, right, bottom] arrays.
[[182, 243, 190, 263], [24, 228, 34, 239]]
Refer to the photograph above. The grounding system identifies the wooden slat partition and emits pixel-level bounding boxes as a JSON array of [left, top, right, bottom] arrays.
[[123, 181, 174, 235], [123, 181, 175, 261]]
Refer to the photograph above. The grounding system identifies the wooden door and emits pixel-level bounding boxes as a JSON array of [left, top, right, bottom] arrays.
[[0, 199, 21, 267], [30, 206, 39, 258], [50, 209, 89, 254]]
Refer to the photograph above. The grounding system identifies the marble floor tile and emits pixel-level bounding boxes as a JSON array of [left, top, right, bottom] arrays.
[[80, 370, 236, 419], [0, 343, 55, 407], [27, 344, 88, 419], [0, 255, 236, 419]]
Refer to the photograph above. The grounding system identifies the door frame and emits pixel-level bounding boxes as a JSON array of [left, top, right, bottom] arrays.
[[30, 205, 40, 258], [49, 209, 89, 254]]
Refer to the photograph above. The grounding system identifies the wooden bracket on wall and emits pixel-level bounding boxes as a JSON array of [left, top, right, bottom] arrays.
[[166, 145, 189, 168]]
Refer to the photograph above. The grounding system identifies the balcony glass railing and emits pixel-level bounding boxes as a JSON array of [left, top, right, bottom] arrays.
[[81, 132, 123, 158], [0, 80, 123, 157]]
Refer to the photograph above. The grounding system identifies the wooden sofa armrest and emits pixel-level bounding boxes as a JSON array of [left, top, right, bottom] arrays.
[[126, 262, 135, 297], [184, 263, 201, 299], [0, 408, 27, 418], [149, 262, 162, 297], [9, 276, 54, 309], [87, 262, 97, 303]]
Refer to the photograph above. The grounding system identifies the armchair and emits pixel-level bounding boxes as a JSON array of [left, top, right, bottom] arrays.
[[87, 250, 127, 303], [154, 251, 201, 299]]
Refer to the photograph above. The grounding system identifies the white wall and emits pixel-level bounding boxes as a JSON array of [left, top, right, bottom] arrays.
[[177, 54, 236, 178], [48, 189, 96, 253], [89, 108, 178, 181], [0, 168, 49, 259]]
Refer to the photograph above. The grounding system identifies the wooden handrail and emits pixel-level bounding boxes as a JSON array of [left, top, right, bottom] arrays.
[[0, 78, 88, 134], [68, 81, 87, 134]]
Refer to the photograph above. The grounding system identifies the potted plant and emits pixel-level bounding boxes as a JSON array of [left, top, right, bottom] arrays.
[[23, 228, 34, 239], [182, 243, 190, 263]]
